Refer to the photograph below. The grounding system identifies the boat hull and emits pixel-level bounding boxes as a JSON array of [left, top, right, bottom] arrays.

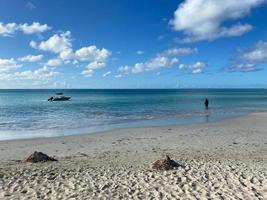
[[52, 97, 71, 101]]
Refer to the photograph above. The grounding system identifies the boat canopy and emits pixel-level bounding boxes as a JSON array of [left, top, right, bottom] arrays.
[[55, 92, 64, 95]]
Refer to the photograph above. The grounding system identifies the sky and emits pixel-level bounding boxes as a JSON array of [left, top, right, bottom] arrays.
[[1, 0, 267, 89]]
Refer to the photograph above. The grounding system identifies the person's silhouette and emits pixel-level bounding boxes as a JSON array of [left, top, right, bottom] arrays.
[[48, 96, 54, 101], [204, 98, 209, 110]]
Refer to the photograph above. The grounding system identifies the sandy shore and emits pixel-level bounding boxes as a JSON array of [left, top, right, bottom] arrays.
[[0, 113, 267, 199]]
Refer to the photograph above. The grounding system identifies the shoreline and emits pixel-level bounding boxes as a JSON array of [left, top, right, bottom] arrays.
[[0, 112, 266, 199], [0, 110, 251, 142], [0, 110, 252, 143], [0, 111, 266, 161]]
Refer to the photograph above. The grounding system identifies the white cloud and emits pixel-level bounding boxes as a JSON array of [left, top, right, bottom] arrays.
[[102, 71, 111, 77], [0, 23, 17, 37], [170, 0, 265, 42], [0, 58, 21, 72], [117, 47, 193, 75], [0, 22, 51, 37], [19, 22, 51, 34], [31, 31, 72, 54], [227, 63, 257, 72], [81, 60, 108, 77], [18, 54, 43, 62], [0, 66, 60, 80], [137, 56, 178, 73], [46, 58, 62, 67], [179, 62, 206, 74], [136, 50, 144, 55], [218, 23, 252, 38], [74, 46, 111, 77], [15, 70, 59, 80], [29, 41, 37, 48], [160, 47, 197, 57], [115, 74, 122, 78], [75, 46, 111, 62], [30, 31, 112, 77], [119, 56, 179, 74], [72, 60, 78, 65], [118, 66, 131, 74], [87, 61, 106, 69], [59, 49, 74, 60], [241, 41, 267, 63], [81, 69, 94, 77], [227, 40, 267, 72], [16, 69, 60, 80], [31, 32, 111, 65], [0, 73, 13, 80]]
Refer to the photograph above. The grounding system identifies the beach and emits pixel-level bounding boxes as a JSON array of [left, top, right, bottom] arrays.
[[0, 112, 266, 199], [1, 0, 267, 198]]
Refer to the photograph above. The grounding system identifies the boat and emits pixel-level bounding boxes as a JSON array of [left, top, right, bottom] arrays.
[[48, 92, 71, 101]]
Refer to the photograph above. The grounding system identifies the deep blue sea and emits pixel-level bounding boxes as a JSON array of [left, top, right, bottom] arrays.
[[0, 89, 267, 140]]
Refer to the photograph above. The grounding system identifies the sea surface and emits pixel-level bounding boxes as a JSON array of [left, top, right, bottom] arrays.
[[0, 89, 267, 140]]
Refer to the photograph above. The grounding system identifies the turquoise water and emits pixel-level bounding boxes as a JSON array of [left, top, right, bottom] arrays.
[[0, 89, 267, 140]]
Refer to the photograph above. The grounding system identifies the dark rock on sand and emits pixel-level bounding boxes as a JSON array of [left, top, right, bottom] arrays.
[[152, 155, 182, 170], [25, 151, 57, 163]]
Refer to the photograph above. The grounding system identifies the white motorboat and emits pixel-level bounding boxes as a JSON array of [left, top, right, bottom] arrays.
[[48, 92, 71, 101]]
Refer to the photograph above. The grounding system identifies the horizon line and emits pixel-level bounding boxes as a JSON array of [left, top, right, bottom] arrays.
[[0, 88, 266, 90]]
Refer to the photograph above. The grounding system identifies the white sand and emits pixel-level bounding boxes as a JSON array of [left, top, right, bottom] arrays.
[[0, 113, 266, 199]]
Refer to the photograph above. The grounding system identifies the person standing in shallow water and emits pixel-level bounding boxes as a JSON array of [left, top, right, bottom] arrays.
[[205, 98, 209, 110]]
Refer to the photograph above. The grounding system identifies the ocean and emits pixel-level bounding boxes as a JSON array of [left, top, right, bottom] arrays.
[[0, 89, 267, 140]]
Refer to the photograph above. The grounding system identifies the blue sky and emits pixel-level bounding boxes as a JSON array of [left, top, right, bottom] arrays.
[[0, 0, 267, 88]]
